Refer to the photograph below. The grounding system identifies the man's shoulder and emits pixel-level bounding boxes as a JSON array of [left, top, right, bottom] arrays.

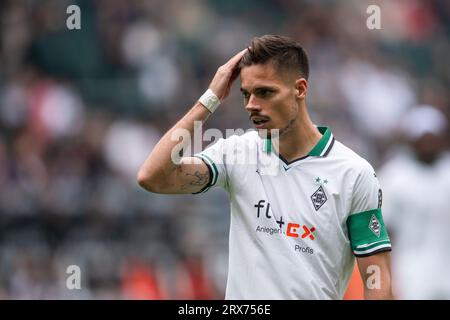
[[231, 130, 259, 142], [329, 140, 376, 174], [218, 130, 260, 147], [203, 130, 257, 149]]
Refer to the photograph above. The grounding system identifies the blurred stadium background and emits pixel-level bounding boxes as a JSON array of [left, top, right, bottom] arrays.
[[0, 0, 449, 299]]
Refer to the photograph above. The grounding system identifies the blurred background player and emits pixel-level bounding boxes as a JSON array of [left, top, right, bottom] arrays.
[[378, 105, 450, 299]]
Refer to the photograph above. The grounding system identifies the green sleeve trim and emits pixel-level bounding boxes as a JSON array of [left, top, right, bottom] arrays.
[[200, 154, 218, 187], [347, 208, 391, 255]]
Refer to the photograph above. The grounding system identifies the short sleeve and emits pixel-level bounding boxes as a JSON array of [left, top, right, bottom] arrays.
[[346, 161, 392, 257], [192, 137, 229, 194]]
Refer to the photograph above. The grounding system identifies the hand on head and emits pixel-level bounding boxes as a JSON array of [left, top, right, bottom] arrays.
[[208, 48, 248, 101]]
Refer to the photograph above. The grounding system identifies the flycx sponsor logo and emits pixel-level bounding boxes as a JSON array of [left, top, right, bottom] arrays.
[[286, 223, 316, 240], [254, 200, 316, 243]]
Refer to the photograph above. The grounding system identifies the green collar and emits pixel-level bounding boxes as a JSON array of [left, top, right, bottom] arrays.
[[263, 126, 334, 157]]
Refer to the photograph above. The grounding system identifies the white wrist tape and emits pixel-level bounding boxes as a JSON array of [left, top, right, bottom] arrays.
[[198, 89, 220, 113]]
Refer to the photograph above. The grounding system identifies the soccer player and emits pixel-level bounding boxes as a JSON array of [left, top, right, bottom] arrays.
[[138, 35, 393, 299], [379, 105, 450, 299]]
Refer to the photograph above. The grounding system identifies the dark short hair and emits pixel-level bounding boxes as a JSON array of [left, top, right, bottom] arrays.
[[240, 35, 309, 80]]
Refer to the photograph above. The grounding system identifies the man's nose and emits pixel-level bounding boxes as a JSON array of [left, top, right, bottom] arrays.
[[245, 95, 261, 112]]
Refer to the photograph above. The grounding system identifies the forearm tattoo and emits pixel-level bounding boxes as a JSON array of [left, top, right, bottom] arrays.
[[181, 170, 209, 190]]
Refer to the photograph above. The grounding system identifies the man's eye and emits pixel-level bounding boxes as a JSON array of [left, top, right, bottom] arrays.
[[242, 92, 250, 99], [259, 89, 272, 97]]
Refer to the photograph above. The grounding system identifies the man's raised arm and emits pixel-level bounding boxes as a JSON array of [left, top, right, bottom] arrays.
[[137, 49, 247, 194]]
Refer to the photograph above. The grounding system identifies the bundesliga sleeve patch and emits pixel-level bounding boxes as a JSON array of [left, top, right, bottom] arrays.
[[346, 208, 391, 257]]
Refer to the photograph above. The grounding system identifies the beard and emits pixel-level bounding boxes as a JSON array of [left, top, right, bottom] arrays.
[[278, 115, 297, 136], [256, 114, 297, 142], [256, 106, 299, 139]]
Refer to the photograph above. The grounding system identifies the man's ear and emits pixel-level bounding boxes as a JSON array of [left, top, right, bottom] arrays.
[[295, 78, 308, 99]]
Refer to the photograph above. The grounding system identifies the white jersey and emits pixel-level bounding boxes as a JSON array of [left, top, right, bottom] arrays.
[[194, 127, 391, 299], [379, 150, 450, 299]]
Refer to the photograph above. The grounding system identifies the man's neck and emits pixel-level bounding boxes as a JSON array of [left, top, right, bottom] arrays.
[[273, 112, 322, 162]]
